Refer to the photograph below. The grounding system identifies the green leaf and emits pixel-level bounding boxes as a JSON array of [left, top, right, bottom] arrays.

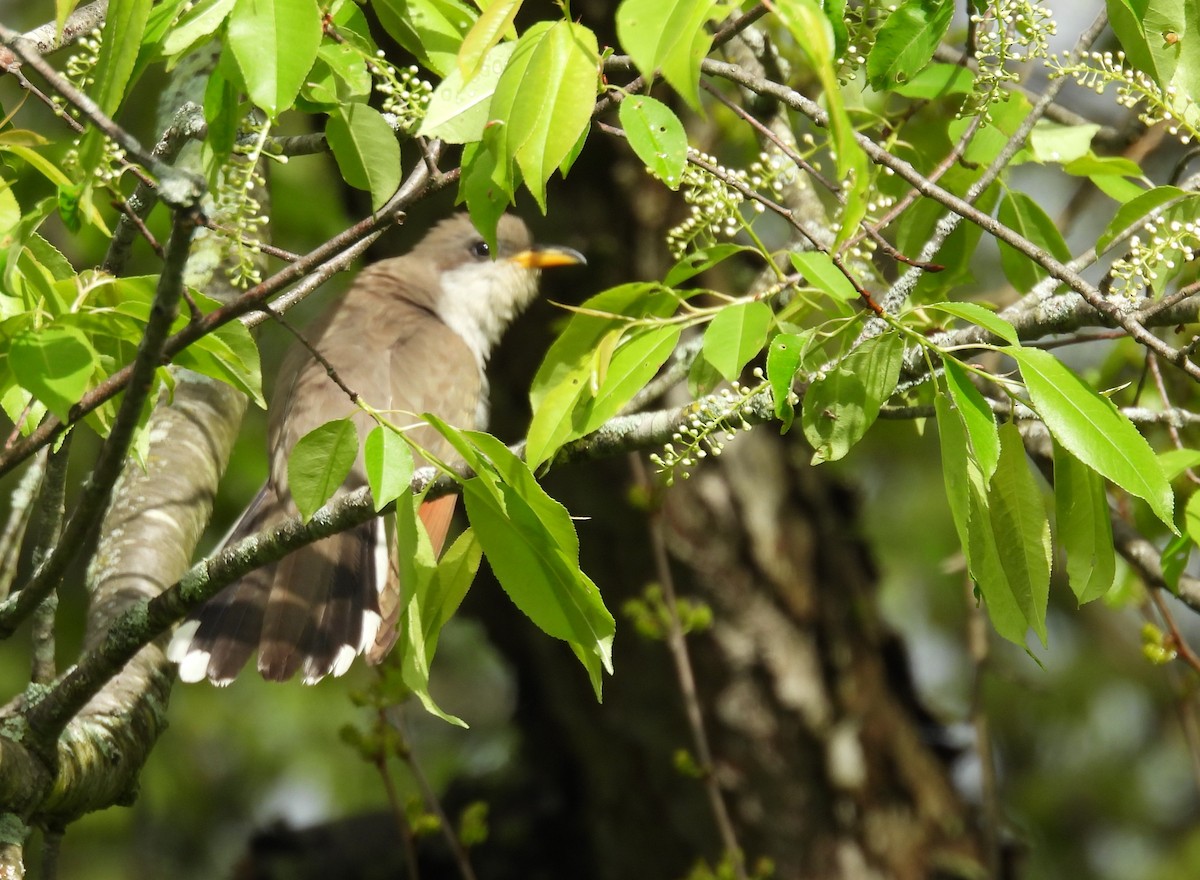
[[615, 0, 720, 110], [365, 425, 415, 511], [1009, 346, 1174, 527], [425, 419, 615, 697], [770, 0, 870, 244], [8, 325, 97, 422], [1185, 492, 1200, 554], [924, 301, 1020, 345], [865, 0, 954, 91], [618, 94, 688, 190], [288, 418, 359, 521], [373, 0, 478, 77], [801, 332, 903, 463], [394, 490, 466, 725], [790, 251, 858, 302], [326, 103, 402, 210], [987, 420, 1051, 644], [227, 0, 322, 118], [527, 283, 678, 468], [1028, 120, 1100, 164], [891, 61, 975, 97], [702, 301, 772, 382], [160, 0, 235, 58], [1054, 442, 1116, 604], [1096, 185, 1189, 253], [77, 0, 153, 174], [943, 359, 999, 480], [399, 523, 483, 725], [92, 0, 153, 116], [175, 312, 265, 407], [1104, 0, 1191, 90], [488, 20, 599, 210], [766, 331, 813, 431], [664, 244, 755, 287], [456, 0, 521, 81], [934, 390, 1027, 643], [301, 42, 373, 106], [458, 139, 512, 251], [996, 190, 1074, 294], [419, 41, 516, 143], [1159, 447, 1200, 480], [1062, 153, 1147, 182]]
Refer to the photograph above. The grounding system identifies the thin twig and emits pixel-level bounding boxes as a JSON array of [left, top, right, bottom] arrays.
[[392, 708, 479, 880], [965, 577, 1002, 879], [371, 734, 422, 880], [642, 460, 747, 880]]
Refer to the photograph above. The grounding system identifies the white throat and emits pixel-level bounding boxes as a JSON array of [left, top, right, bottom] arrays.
[[435, 261, 539, 372]]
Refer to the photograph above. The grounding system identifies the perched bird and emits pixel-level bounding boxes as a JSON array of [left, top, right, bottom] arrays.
[[169, 213, 585, 685]]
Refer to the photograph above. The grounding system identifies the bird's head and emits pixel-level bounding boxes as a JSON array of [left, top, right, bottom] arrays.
[[420, 213, 586, 367]]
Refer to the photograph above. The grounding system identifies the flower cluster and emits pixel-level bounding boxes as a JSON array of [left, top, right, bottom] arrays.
[[665, 148, 805, 259], [1048, 50, 1198, 145], [63, 28, 102, 95], [367, 55, 433, 133], [1108, 213, 1199, 298], [648, 377, 760, 484], [213, 118, 272, 288], [967, 0, 1058, 117]]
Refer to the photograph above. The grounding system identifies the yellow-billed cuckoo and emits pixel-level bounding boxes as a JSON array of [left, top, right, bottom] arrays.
[[168, 213, 584, 685]]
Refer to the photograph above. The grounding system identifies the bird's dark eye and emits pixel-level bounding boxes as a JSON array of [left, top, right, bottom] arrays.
[[469, 239, 490, 259]]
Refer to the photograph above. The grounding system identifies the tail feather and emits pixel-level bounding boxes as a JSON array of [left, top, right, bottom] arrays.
[[172, 488, 458, 684], [169, 486, 279, 684]]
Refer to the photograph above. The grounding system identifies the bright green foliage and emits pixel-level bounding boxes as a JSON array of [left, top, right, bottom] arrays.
[[526, 283, 681, 469], [456, 0, 521, 81], [419, 42, 516, 143], [1054, 441, 1116, 604], [325, 103, 402, 210], [616, 0, 722, 110], [942, 359, 1000, 481], [393, 492, 478, 726], [287, 418, 360, 521], [373, 0, 478, 77], [986, 420, 1052, 645], [1009, 347, 1174, 528], [923, 302, 1020, 346], [996, 190, 1073, 293], [364, 425, 415, 511], [619, 95, 688, 190], [866, 0, 954, 91], [770, 0, 870, 244], [801, 332, 903, 464], [702, 301, 773, 382], [8, 326, 97, 423], [77, 0, 152, 173], [425, 418, 616, 699], [227, 0, 322, 119], [790, 251, 859, 303], [935, 393, 1033, 645], [485, 20, 599, 212]]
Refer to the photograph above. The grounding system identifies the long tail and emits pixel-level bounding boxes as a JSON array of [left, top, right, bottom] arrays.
[[168, 486, 389, 685]]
